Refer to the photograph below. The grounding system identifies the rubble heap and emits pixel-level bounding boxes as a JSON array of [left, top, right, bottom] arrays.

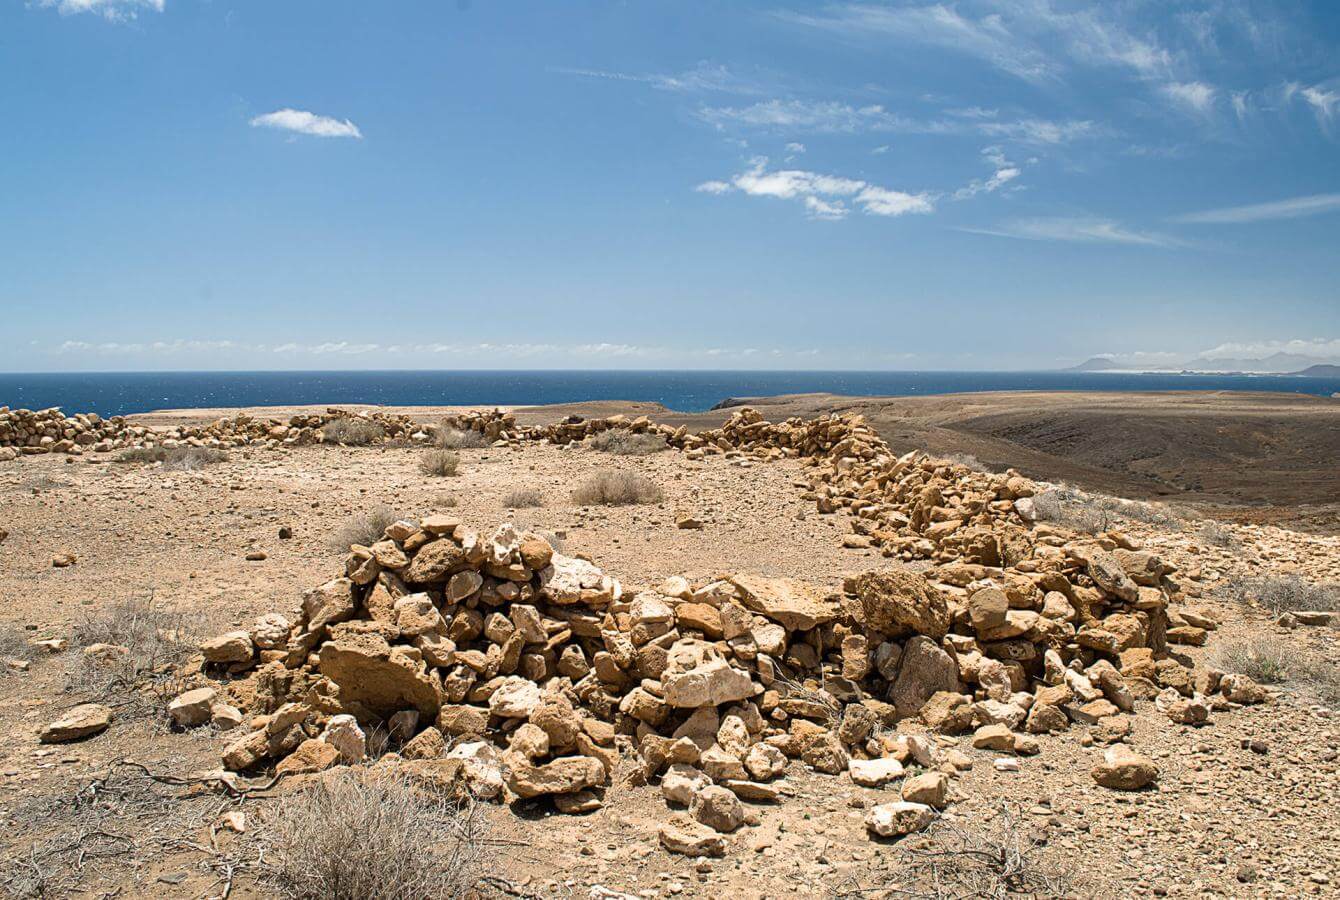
[[0, 406, 430, 457], [194, 508, 1261, 852]]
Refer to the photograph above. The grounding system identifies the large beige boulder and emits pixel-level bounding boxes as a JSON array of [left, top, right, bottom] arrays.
[[1075, 547, 1139, 602], [40, 703, 113, 743], [201, 631, 254, 664], [845, 570, 951, 640], [889, 636, 961, 719], [659, 813, 727, 857], [865, 801, 935, 838], [1091, 744, 1158, 790], [504, 755, 605, 799], [728, 574, 836, 631], [690, 784, 744, 832], [404, 538, 468, 584], [662, 641, 755, 708], [168, 688, 216, 728], [301, 578, 356, 631], [318, 632, 441, 719]]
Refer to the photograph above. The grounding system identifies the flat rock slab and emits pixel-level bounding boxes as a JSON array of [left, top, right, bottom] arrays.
[[40, 703, 113, 743], [729, 573, 837, 631]]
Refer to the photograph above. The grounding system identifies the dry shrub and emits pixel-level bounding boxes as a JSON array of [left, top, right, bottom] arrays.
[[1214, 637, 1291, 684], [261, 770, 486, 900], [0, 761, 223, 898], [65, 594, 199, 712], [436, 425, 489, 449], [1224, 575, 1339, 614], [844, 803, 1076, 899], [420, 449, 460, 477], [1197, 520, 1237, 548], [1031, 486, 1178, 534], [571, 470, 663, 506], [586, 430, 668, 456], [1216, 637, 1340, 706], [21, 474, 71, 491], [940, 452, 992, 473], [1291, 658, 1340, 707], [501, 487, 544, 508], [0, 623, 34, 675], [330, 505, 401, 551], [115, 446, 230, 470], [321, 418, 385, 446], [435, 494, 460, 508]]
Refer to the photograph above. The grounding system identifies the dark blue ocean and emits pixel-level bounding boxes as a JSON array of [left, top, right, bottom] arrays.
[[1, 370, 1337, 417]]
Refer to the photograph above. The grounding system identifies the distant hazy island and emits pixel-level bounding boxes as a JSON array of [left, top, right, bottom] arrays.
[[1067, 354, 1340, 377]]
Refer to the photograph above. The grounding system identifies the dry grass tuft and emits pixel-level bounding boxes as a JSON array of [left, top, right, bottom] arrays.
[[436, 425, 490, 449], [0, 623, 35, 675], [115, 446, 230, 471], [1224, 575, 1339, 615], [501, 487, 544, 508], [842, 803, 1076, 898], [1216, 637, 1340, 706], [420, 449, 460, 477], [64, 594, 199, 713], [1214, 638, 1291, 684], [261, 770, 487, 900], [1031, 485, 1179, 533], [571, 470, 663, 506], [1197, 520, 1237, 548], [321, 418, 385, 446], [330, 505, 401, 551], [586, 430, 669, 456], [21, 474, 71, 491]]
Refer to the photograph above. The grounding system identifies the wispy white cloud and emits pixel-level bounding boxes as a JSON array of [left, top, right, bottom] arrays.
[[774, 3, 1055, 82], [775, 2, 1174, 83], [552, 62, 759, 95], [36, 0, 163, 22], [953, 146, 1021, 199], [698, 157, 933, 220], [1283, 79, 1340, 127], [1159, 80, 1217, 115], [250, 108, 363, 139], [1195, 338, 1340, 362], [52, 338, 840, 363], [1172, 192, 1340, 224], [975, 117, 1104, 145], [962, 216, 1182, 247], [697, 99, 924, 133], [698, 99, 1102, 145]]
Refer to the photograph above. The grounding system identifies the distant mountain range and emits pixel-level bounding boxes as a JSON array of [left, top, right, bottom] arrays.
[[1067, 353, 1340, 375]]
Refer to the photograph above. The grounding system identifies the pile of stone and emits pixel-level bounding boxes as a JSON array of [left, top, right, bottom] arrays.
[[191, 502, 1263, 854], [0, 406, 432, 458], [0, 407, 129, 457]]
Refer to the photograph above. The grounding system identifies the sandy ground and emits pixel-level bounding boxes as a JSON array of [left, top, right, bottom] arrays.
[[1, 400, 1338, 898]]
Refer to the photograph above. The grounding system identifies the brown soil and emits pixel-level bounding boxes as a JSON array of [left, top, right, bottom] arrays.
[[1, 397, 1338, 898]]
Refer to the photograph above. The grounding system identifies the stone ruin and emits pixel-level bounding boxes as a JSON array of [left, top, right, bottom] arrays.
[[172, 408, 1268, 854]]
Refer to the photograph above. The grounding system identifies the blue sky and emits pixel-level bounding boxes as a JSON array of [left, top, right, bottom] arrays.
[[3, 0, 1338, 372]]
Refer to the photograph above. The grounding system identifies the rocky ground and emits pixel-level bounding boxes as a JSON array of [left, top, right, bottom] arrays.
[[0, 404, 1337, 899]]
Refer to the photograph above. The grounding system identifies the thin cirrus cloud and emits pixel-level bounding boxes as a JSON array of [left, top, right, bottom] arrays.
[[961, 217, 1182, 247], [697, 99, 1102, 145], [773, 2, 1173, 83], [1172, 192, 1340, 224], [36, 0, 163, 21], [1159, 81, 1217, 116], [249, 108, 363, 139], [696, 157, 934, 221], [551, 62, 762, 95]]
